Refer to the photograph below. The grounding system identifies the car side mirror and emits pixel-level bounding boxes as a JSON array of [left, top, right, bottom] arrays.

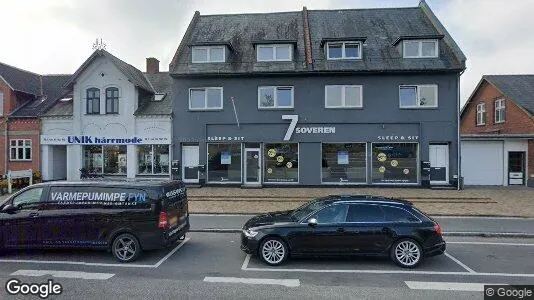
[[308, 218, 318, 227], [1, 204, 17, 214]]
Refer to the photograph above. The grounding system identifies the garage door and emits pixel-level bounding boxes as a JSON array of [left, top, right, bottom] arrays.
[[461, 141, 503, 185]]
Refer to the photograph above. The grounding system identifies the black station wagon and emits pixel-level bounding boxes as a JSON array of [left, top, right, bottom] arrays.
[[0, 180, 189, 262], [241, 195, 445, 268]]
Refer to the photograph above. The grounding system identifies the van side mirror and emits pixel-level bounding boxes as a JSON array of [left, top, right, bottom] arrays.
[[2, 204, 16, 214], [308, 218, 318, 227]]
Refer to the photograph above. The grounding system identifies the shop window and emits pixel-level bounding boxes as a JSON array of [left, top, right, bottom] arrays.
[[86, 88, 100, 114], [83, 145, 104, 174], [105, 87, 119, 114], [372, 143, 418, 184], [399, 85, 438, 108], [83, 145, 127, 175], [258, 86, 294, 109], [10, 139, 32, 161], [207, 143, 242, 182], [137, 145, 170, 175], [322, 143, 366, 183], [264, 143, 298, 183]]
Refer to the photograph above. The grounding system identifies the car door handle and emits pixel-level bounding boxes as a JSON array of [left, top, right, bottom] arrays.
[[29, 212, 39, 217]]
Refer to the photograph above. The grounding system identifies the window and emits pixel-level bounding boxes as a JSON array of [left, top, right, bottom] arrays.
[[382, 205, 420, 222], [322, 143, 366, 183], [346, 204, 385, 222], [325, 85, 362, 108], [207, 143, 242, 183], [403, 40, 438, 58], [311, 204, 348, 224], [105, 87, 119, 114], [256, 44, 292, 62], [12, 187, 43, 208], [258, 86, 294, 109], [264, 143, 299, 183], [154, 93, 166, 101], [137, 145, 170, 175], [495, 99, 505, 123], [83, 145, 127, 174], [192, 46, 225, 63], [326, 42, 362, 59], [189, 88, 223, 110], [476, 103, 486, 125], [399, 85, 438, 108], [372, 143, 418, 184], [10, 139, 32, 161], [0, 91, 4, 116], [86, 88, 100, 114]]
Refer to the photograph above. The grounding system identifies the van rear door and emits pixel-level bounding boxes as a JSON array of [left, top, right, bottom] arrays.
[[162, 182, 188, 234]]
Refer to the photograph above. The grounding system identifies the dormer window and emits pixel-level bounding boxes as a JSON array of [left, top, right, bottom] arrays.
[[327, 42, 361, 60], [256, 44, 292, 62], [192, 46, 225, 63], [154, 93, 166, 101], [403, 39, 438, 58]]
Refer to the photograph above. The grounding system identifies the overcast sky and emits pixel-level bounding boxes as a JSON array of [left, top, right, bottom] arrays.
[[1, 0, 533, 106]]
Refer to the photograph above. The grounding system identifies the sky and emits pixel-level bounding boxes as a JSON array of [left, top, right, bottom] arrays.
[[0, 0, 533, 106]]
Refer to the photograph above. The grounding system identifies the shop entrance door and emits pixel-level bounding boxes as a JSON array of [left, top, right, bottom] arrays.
[[182, 145, 199, 183], [244, 148, 261, 186], [429, 144, 449, 185]]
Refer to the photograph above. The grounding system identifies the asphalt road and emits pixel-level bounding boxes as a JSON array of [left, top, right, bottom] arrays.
[[189, 214, 534, 235], [1, 232, 534, 299]]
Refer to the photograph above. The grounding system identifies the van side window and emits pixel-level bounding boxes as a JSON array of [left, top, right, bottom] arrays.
[[12, 188, 44, 208], [382, 205, 420, 222]]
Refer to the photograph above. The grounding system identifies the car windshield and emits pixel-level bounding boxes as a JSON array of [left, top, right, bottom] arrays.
[[291, 198, 328, 221]]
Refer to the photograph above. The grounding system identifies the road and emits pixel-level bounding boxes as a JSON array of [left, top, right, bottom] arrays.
[[1, 229, 534, 299]]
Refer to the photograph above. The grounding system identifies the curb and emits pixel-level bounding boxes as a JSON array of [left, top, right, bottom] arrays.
[[189, 229, 534, 238]]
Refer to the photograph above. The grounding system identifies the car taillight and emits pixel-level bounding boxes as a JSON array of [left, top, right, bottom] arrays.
[[434, 223, 442, 236], [158, 211, 169, 229]]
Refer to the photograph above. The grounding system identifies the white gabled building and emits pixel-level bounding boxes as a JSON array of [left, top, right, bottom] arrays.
[[40, 50, 173, 181]]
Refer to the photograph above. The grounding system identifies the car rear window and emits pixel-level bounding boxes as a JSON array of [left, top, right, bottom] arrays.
[[346, 204, 385, 222], [48, 186, 150, 208], [381, 205, 420, 222]]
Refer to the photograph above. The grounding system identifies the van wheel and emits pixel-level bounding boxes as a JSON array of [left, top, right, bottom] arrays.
[[390, 238, 423, 268], [112, 233, 141, 263]]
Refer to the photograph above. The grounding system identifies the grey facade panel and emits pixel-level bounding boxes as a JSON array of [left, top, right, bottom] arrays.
[[172, 72, 459, 185]]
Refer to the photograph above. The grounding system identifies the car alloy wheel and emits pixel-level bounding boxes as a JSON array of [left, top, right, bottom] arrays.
[[391, 239, 422, 268], [260, 237, 288, 266], [112, 233, 141, 263]]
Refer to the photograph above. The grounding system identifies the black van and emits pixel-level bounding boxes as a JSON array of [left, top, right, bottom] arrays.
[[0, 180, 189, 262]]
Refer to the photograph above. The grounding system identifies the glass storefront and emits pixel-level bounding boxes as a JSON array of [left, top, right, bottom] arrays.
[[207, 143, 242, 182], [372, 143, 418, 184], [83, 145, 127, 175], [264, 143, 298, 183], [137, 145, 170, 175], [322, 143, 366, 183]]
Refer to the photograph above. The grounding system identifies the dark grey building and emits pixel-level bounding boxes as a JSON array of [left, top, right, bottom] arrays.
[[169, 1, 466, 187]]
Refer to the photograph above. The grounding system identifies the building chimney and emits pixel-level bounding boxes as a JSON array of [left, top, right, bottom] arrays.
[[146, 57, 160, 74]]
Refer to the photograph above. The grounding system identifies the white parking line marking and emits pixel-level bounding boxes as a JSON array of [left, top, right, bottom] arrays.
[[444, 252, 476, 273], [241, 254, 251, 270], [405, 281, 490, 291], [204, 276, 300, 287], [447, 241, 534, 246], [0, 238, 189, 269], [11, 270, 114, 280]]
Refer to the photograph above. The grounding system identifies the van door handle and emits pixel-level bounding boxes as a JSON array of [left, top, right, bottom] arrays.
[[29, 212, 39, 218]]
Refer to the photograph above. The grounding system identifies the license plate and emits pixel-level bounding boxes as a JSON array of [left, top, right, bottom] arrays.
[[169, 216, 178, 226]]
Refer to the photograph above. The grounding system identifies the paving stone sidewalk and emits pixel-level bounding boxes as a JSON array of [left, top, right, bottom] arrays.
[[187, 186, 534, 217]]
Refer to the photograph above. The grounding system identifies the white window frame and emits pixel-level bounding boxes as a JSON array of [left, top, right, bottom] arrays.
[[399, 84, 438, 108], [256, 44, 293, 62], [326, 41, 362, 60], [495, 98, 506, 123], [258, 86, 294, 109], [403, 40, 439, 58], [188, 87, 224, 110], [476, 103, 486, 125], [192, 46, 226, 63], [324, 85, 363, 108], [10, 139, 32, 161]]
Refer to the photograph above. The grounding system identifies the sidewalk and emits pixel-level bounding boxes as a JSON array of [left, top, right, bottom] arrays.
[[187, 186, 534, 217]]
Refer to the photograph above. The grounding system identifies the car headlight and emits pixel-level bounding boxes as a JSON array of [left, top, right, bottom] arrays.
[[243, 229, 259, 238]]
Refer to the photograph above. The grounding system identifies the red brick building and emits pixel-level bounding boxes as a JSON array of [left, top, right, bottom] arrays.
[[460, 75, 534, 187], [0, 62, 69, 177]]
